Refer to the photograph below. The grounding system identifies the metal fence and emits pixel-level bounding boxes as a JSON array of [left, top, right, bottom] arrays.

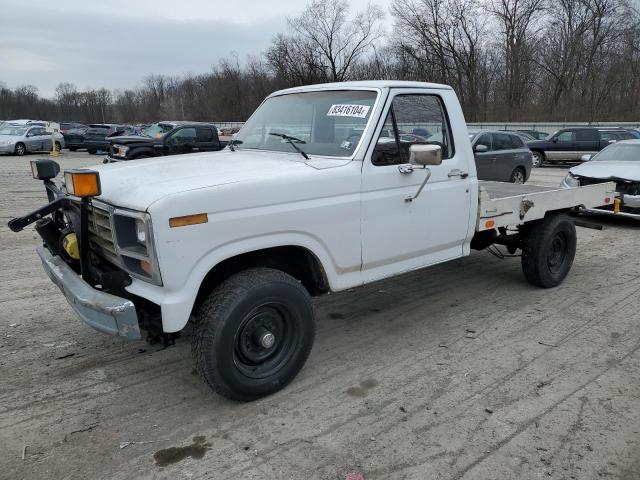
[[215, 121, 640, 135], [466, 122, 640, 135]]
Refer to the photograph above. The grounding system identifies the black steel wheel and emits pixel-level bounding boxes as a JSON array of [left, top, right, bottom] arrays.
[[522, 213, 576, 288], [192, 268, 315, 401], [14, 143, 26, 156]]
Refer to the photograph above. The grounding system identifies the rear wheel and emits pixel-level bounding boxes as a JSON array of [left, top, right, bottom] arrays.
[[509, 167, 526, 184], [531, 151, 545, 167], [54, 142, 62, 152], [192, 268, 316, 401], [14, 143, 26, 156], [521, 213, 576, 288]]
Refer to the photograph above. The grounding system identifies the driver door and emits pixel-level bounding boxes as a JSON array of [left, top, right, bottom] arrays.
[[360, 90, 472, 282]]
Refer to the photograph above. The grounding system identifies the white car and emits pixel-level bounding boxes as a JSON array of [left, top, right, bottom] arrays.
[[561, 139, 640, 218], [10, 81, 615, 400]]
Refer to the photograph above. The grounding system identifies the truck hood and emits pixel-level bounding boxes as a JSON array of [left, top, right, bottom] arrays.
[[569, 161, 640, 182], [110, 135, 156, 145], [90, 149, 350, 210]]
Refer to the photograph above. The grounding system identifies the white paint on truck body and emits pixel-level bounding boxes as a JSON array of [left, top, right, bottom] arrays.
[[85, 81, 611, 333]]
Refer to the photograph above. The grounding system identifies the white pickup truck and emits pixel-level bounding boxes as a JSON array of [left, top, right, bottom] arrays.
[[10, 81, 616, 401]]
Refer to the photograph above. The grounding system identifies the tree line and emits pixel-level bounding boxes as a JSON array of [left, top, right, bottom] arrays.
[[1, 0, 639, 124]]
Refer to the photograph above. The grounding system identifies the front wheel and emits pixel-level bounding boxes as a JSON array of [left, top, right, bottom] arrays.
[[54, 142, 62, 152], [521, 213, 576, 288], [14, 143, 26, 156], [192, 268, 316, 401], [531, 151, 545, 168], [87, 148, 97, 154]]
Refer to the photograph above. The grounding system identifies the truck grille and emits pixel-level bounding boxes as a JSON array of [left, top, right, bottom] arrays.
[[87, 205, 122, 267]]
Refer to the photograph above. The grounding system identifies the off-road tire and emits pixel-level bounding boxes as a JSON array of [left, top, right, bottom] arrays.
[[14, 143, 26, 156], [192, 268, 315, 401], [521, 213, 576, 288]]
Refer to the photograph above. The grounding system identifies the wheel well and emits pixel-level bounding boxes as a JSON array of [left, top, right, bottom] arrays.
[[193, 246, 330, 313]]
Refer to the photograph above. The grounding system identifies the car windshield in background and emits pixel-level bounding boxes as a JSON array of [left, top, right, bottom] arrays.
[[593, 143, 640, 162], [234, 90, 378, 157], [0, 126, 27, 135]]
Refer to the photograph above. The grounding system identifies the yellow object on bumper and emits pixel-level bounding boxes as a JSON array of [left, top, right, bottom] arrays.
[[614, 198, 621, 214], [62, 232, 80, 260]]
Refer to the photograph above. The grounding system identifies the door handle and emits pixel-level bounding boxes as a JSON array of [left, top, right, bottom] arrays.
[[448, 169, 469, 178], [398, 164, 413, 174]]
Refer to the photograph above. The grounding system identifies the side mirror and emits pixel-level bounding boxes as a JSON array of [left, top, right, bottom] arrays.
[[608, 139, 617, 144], [551, 137, 558, 143], [409, 144, 442, 166], [474, 144, 489, 153], [580, 154, 592, 162]]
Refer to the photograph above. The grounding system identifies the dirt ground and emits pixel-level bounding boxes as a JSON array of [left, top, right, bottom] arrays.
[[1, 151, 639, 480]]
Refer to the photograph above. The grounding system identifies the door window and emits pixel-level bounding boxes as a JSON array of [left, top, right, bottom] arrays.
[[576, 129, 598, 141], [492, 133, 515, 150], [475, 133, 492, 151], [196, 127, 214, 142], [168, 128, 197, 145], [556, 131, 576, 142], [372, 110, 401, 166], [372, 94, 453, 166]]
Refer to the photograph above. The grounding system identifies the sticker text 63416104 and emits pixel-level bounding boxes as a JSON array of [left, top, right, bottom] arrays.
[[327, 104, 370, 118]]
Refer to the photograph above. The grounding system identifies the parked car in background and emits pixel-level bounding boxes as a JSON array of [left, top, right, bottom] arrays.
[[516, 129, 548, 140], [105, 122, 227, 162], [84, 124, 133, 154], [561, 140, 640, 218], [527, 127, 636, 167], [503, 130, 536, 142], [469, 130, 532, 183], [0, 124, 65, 155], [63, 125, 91, 151], [626, 129, 640, 139], [59, 122, 87, 136]]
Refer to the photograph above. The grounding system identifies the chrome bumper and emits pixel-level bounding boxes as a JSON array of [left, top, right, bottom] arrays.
[[36, 245, 141, 340]]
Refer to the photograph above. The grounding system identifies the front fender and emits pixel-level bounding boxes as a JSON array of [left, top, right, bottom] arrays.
[[125, 232, 362, 333]]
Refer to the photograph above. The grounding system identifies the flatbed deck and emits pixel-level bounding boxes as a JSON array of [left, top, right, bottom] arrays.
[[476, 180, 617, 231]]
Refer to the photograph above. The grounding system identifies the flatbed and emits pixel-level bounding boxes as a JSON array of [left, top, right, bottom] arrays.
[[477, 180, 617, 231]]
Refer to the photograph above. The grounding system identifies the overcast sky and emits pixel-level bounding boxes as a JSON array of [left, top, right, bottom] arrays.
[[0, 0, 383, 98]]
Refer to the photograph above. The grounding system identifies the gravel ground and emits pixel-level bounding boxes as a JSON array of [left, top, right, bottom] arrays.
[[1, 151, 639, 480]]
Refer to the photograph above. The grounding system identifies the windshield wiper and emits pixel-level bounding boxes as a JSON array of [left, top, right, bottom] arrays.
[[228, 139, 243, 152], [268, 133, 309, 160]]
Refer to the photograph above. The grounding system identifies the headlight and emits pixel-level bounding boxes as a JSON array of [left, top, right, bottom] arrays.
[[113, 144, 129, 157], [135, 218, 147, 244], [111, 210, 161, 285], [562, 172, 580, 188]]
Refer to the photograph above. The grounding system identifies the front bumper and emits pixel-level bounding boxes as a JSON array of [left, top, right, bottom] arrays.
[[37, 245, 142, 340]]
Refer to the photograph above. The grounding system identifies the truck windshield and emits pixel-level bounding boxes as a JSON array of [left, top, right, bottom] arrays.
[[234, 90, 378, 158]]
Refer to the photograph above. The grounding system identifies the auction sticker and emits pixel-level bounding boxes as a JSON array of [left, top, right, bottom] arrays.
[[327, 104, 370, 118]]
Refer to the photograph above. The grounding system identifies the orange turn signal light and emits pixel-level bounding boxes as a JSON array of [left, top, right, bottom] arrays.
[[485, 219, 495, 229], [169, 213, 208, 228], [64, 170, 101, 197]]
